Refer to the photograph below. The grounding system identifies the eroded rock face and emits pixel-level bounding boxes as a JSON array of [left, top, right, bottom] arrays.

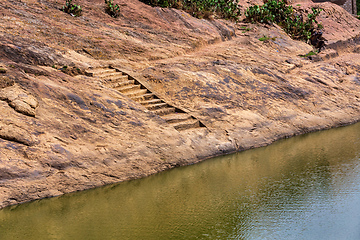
[[0, 76, 13, 88], [0, 120, 35, 146], [0, 84, 39, 117]]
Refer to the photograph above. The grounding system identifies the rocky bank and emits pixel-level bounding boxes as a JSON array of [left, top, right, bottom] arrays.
[[0, 0, 360, 208]]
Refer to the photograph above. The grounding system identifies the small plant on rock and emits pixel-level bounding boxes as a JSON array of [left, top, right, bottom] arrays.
[[105, 0, 120, 18], [61, 0, 82, 17], [60, 66, 85, 76], [258, 35, 276, 42], [299, 50, 318, 58], [240, 26, 252, 33]]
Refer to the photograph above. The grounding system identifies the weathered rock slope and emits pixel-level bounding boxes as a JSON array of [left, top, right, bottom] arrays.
[[0, 0, 360, 208]]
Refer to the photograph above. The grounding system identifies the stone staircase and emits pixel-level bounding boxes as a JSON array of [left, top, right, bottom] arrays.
[[86, 67, 206, 131]]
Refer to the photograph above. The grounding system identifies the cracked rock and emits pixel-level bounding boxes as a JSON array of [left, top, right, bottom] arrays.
[[0, 76, 14, 89], [0, 84, 38, 117], [0, 121, 35, 146]]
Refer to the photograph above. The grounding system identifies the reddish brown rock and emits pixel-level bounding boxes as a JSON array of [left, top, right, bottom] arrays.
[[0, 0, 359, 209], [0, 120, 35, 146], [0, 84, 38, 117]]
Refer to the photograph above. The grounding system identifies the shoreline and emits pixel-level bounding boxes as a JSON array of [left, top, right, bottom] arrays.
[[1, 116, 359, 210]]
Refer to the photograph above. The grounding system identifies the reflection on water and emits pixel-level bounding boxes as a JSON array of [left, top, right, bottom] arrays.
[[1, 122, 360, 240]]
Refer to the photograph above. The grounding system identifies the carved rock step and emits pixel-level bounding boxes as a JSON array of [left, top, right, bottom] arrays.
[[97, 71, 126, 80], [123, 89, 148, 98], [151, 107, 176, 116], [132, 93, 156, 102], [161, 113, 192, 123], [145, 102, 169, 110], [87, 67, 205, 131], [107, 80, 135, 88], [104, 75, 129, 83], [171, 119, 201, 131], [139, 98, 163, 106], [115, 84, 141, 93], [88, 68, 116, 76]]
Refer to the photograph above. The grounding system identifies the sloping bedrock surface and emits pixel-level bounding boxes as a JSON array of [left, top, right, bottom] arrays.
[[0, 64, 218, 208], [0, 0, 360, 208], [139, 25, 360, 143], [0, 0, 235, 63]]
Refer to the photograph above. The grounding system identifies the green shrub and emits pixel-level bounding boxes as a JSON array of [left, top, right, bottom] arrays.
[[105, 0, 120, 18], [245, 0, 324, 49], [61, 0, 82, 17], [140, 0, 241, 20]]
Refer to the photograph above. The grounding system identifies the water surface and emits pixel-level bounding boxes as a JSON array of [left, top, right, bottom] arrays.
[[1, 123, 360, 239]]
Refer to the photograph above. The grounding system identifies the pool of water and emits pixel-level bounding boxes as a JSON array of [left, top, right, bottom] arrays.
[[1, 122, 360, 239]]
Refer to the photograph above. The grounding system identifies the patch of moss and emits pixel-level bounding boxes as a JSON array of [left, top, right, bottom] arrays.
[[240, 26, 252, 33], [259, 35, 276, 42], [299, 50, 318, 58]]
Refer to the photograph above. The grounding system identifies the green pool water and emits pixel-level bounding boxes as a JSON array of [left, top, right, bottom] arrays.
[[1, 122, 360, 239]]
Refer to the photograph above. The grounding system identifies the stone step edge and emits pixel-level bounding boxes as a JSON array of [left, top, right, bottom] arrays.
[[172, 119, 201, 131], [87, 67, 207, 131]]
